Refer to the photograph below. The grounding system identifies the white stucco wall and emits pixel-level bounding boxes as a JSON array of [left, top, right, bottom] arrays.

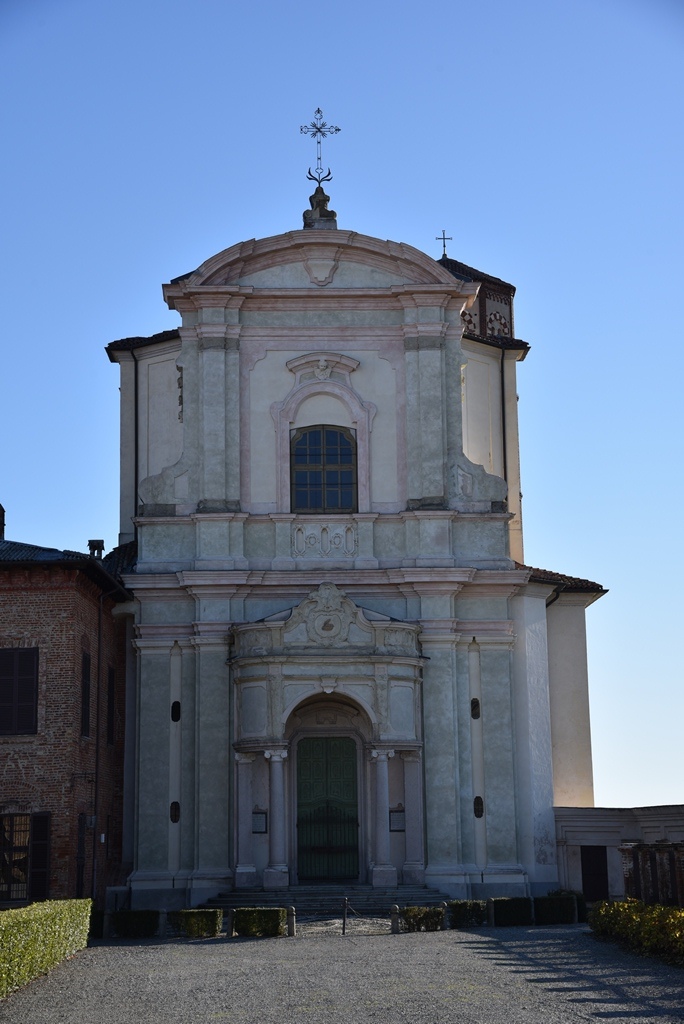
[[547, 597, 595, 806]]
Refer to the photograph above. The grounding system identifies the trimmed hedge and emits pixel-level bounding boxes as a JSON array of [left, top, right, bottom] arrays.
[[0, 899, 91, 999], [533, 895, 577, 925], [546, 888, 587, 923], [168, 909, 223, 938], [488, 897, 533, 926], [232, 907, 286, 938], [589, 899, 684, 964], [401, 906, 445, 932], [448, 900, 487, 928], [110, 909, 159, 939]]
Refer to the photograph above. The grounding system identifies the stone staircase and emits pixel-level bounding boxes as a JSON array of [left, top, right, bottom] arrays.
[[203, 883, 452, 919]]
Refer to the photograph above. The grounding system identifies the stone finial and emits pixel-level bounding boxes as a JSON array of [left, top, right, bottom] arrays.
[[303, 185, 337, 230]]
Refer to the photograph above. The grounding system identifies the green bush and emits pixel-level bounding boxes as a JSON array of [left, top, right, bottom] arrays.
[[589, 899, 684, 964], [489, 897, 533, 926], [110, 909, 160, 939], [167, 909, 223, 938], [232, 907, 286, 938], [401, 906, 445, 932], [533, 895, 577, 925], [0, 899, 91, 999], [448, 900, 487, 928], [546, 888, 587, 923]]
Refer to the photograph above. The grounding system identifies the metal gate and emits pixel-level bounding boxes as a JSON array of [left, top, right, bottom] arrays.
[[297, 737, 359, 881]]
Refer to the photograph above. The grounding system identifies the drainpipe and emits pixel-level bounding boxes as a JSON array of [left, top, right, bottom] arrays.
[[545, 584, 566, 609]]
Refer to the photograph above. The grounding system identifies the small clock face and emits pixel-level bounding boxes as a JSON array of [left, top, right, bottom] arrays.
[[487, 311, 510, 337]]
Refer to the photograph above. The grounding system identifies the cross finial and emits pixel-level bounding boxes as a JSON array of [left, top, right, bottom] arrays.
[[436, 230, 452, 258], [300, 107, 341, 185]]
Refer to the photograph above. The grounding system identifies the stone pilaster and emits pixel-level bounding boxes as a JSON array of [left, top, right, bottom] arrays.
[[479, 637, 519, 867], [168, 642, 182, 875], [401, 751, 425, 883], [234, 753, 257, 888], [468, 641, 487, 870], [198, 329, 228, 505], [190, 637, 232, 897], [419, 622, 463, 882]]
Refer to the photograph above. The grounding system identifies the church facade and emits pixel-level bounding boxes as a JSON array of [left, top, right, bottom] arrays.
[[107, 198, 604, 908]]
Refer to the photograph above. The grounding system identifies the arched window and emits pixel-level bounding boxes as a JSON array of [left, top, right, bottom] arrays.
[[290, 425, 357, 513]]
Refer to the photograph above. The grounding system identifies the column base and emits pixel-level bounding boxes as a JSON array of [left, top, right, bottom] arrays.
[[263, 866, 289, 888], [402, 863, 425, 885], [372, 865, 398, 887], [235, 866, 258, 888]]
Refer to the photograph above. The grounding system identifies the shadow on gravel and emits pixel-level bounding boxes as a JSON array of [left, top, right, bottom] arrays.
[[459, 927, 684, 1021]]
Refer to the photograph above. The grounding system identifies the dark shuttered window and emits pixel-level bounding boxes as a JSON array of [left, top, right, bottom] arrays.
[[0, 647, 38, 735]]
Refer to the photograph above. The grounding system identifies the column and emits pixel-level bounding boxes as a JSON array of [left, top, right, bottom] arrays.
[[263, 749, 289, 888], [401, 751, 425, 884], [372, 749, 397, 886], [234, 754, 257, 888]]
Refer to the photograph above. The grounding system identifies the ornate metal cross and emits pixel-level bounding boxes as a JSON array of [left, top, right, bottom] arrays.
[[300, 107, 341, 184], [436, 230, 452, 257]]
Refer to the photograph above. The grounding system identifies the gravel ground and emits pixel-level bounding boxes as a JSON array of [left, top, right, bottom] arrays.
[[2, 921, 684, 1023]]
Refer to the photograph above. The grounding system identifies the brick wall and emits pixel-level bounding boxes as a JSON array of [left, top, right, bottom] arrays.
[[0, 565, 127, 906]]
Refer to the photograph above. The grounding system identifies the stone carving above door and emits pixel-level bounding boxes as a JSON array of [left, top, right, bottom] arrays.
[[285, 582, 364, 648], [231, 583, 421, 658]]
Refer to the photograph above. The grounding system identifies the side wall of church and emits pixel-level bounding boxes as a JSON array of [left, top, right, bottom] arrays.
[[547, 597, 595, 806]]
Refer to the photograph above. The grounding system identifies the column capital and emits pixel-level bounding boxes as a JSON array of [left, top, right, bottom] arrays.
[[371, 748, 395, 761], [234, 752, 256, 765], [264, 748, 288, 761]]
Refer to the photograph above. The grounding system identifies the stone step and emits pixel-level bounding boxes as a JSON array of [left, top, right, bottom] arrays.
[[203, 884, 452, 918]]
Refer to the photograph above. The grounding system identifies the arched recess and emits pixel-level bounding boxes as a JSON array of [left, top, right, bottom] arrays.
[[285, 694, 373, 883], [271, 359, 376, 513]]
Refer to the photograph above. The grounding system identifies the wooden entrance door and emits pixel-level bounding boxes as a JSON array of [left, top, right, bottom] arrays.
[[297, 737, 359, 881]]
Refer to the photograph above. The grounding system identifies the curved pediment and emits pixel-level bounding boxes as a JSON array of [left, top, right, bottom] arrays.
[[233, 583, 420, 658], [163, 229, 471, 303]]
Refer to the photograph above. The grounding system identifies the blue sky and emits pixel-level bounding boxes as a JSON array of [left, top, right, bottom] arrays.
[[1, 0, 682, 807]]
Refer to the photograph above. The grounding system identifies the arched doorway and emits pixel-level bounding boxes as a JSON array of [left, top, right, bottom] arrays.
[[286, 695, 371, 884], [297, 735, 359, 880]]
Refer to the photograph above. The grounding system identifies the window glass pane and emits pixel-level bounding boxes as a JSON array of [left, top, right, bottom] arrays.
[[291, 425, 357, 514]]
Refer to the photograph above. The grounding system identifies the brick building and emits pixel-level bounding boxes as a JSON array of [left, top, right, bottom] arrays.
[[0, 520, 131, 907]]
